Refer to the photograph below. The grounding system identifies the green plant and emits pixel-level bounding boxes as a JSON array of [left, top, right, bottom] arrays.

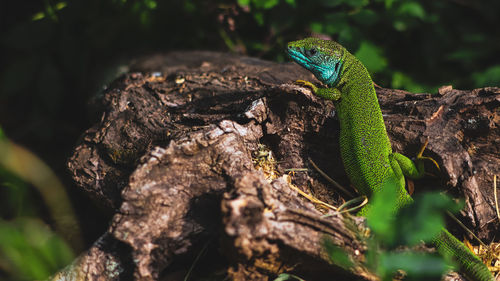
[[0, 127, 77, 280], [324, 179, 461, 280]]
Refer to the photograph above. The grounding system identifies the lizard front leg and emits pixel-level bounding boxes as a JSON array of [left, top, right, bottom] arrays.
[[295, 80, 341, 101]]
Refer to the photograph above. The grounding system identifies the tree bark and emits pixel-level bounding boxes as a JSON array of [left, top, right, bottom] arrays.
[[59, 51, 500, 281]]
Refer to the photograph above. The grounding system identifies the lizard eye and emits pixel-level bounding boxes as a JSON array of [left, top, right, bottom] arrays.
[[306, 48, 317, 56]]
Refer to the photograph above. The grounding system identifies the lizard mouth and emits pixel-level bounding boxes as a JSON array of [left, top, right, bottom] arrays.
[[286, 47, 315, 70]]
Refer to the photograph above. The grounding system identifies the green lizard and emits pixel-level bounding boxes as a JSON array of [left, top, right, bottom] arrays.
[[286, 37, 494, 281]]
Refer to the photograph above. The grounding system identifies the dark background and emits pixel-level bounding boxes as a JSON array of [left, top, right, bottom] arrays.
[[1, 0, 499, 279]]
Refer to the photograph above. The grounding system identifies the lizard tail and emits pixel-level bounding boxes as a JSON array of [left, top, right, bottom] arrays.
[[434, 229, 494, 281]]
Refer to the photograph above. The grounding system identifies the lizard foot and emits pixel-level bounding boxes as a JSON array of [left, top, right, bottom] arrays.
[[294, 79, 318, 93], [295, 80, 341, 101]]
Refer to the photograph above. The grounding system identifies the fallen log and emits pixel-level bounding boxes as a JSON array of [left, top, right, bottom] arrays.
[[58, 51, 499, 280]]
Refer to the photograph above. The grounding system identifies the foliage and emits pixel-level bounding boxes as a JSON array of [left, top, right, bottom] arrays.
[[273, 273, 305, 281], [367, 180, 462, 280], [324, 179, 462, 280], [0, 218, 74, 280], [366, 179, 462, 249], [2, 0, 500, 153], [0, 1, 498, 279], [0, 128, 76, 280], [231, 0, 500, 92]]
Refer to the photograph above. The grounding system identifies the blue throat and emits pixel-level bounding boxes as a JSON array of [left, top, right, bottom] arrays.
[[323, 60, 342, 87]]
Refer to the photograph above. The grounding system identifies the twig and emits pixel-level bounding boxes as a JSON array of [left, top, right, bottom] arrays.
[[337, 196, 368, 214], [308, 158, 355, 198], [284, 168, 309, 172], [494, 175, 499, 223], [446, 211, 487, 247], [183, 239, 210, 281], [285, 176, 338, 211]]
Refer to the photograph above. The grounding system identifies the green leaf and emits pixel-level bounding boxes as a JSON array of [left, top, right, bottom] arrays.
[[365, 177, 399, 244], [183, 0, 196, 12], [393, 20, 406, 31], [144, 0, 157, 9], [32, 12, 46, 21], [472, 65, 500, 87], [254, 12, 264, 25], [237, 0, 250, 7], [310, 22, 324, 33], [379, 252, 448, 281], [397, 2, 425, 19], [0, 218, 74, 280], [391, 71, 426, 93], [396, 192, 461, 246], [32, 0, 67, 20], [323, 238, 354, 269], [0, 168, 32, 218], [384, 0, 397, 9], [273, 273, 305, 281], [55, 1, 67, 10], [354, 41, 387, 74], [253, 0, 280, 9]]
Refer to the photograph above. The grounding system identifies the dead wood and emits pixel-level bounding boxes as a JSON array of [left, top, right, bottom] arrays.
[[60, 51, 500, 281]]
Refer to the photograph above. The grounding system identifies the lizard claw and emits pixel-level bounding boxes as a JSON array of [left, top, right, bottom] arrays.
[[295, 80, 341, 100], [294, 80, 318, 93]]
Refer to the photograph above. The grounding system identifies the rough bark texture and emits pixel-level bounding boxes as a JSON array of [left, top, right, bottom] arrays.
[[62, 51, 500, 281]]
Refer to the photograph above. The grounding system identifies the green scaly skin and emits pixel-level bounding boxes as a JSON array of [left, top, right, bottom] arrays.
[[286, 37, 493, 281]]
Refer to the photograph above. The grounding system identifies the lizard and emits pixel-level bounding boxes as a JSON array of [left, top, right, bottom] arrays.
[[285, 37, 494, 281]]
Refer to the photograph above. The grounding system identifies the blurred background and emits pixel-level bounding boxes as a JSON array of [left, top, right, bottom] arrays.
[[1, 0, 500, 279]]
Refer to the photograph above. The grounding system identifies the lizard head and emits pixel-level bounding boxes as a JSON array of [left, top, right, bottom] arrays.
[[286, 37, 345, 87]]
